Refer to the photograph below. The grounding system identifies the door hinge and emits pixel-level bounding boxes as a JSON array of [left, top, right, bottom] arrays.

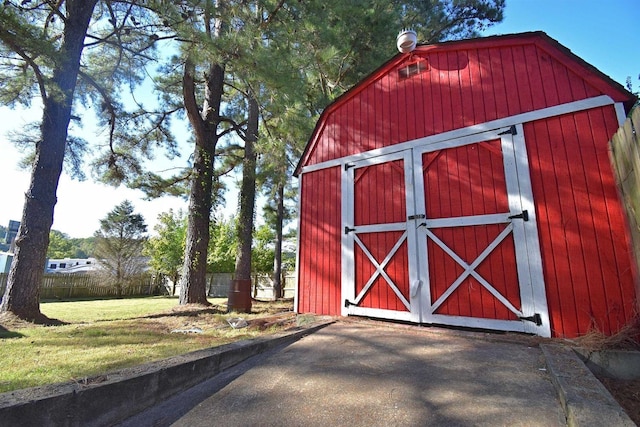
[[508, 210, 529, 222], [408, 214, 426, 220], [344, 163, 355, 170], [344, 226, 356, 234], [519, 313, 542, 326], [498, 125, 517, 136], [344, 299, 355, 308]]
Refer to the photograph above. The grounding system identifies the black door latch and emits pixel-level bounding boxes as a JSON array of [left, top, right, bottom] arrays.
[[508, 210, 529, 222], [519, 313, 542, 326]]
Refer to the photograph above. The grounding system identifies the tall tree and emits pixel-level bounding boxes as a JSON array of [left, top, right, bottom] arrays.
[[0, 0, 98, 321], [0, 0, 165, 321], [176, 1, 226, 306], [93, 200, 147, 297], [229, 93, 258, 311], [113, 1, 293, 306], [252, 0, 505, 300]]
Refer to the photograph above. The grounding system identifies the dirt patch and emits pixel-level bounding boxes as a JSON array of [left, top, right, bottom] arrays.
[[597, 376, 640, 425], [565, 318, 640, 425], [0, 312, 65, 328]]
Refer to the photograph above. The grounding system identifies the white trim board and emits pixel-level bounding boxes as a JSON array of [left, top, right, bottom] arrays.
[[293, 173, 303, 314], [300, 95, 616, 175]]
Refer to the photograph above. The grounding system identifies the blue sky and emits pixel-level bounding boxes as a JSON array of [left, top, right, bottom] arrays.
[[482, 0, 637, 89], [0, 0, 637, 238]]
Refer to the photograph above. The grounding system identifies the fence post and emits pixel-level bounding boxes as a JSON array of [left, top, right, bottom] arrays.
[[68, 275, 75, 298], [252, 274, 257, 298]]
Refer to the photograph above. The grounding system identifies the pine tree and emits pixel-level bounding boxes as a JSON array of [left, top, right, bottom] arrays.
[[93, 200, 148, 297]]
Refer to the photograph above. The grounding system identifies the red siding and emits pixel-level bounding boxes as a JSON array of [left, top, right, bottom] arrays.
[[296, 167, 341, 316], [524, 107, 636, 337], [304, 42, 625, 167]]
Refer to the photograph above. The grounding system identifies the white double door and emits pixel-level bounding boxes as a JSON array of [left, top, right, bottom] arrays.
[[341, 125, 550, 336]]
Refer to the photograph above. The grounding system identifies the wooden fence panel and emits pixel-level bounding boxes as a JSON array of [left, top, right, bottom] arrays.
[[0, 273, 159, 300], [610, 106, 640, 311], [207, 273, 234, 297], [1, 271, 295, 301], [204, 273, 296, 300]]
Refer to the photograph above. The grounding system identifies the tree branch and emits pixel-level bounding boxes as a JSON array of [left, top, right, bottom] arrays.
[[182, 56, 207, 140], [77, 69, 117, 151], [0, 27, 48, 101], [218, 117, 247, 140], [261, 0, 286, 28]]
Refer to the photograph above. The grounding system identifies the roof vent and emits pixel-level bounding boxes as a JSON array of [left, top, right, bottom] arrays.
[[397, 29, 417, 53]]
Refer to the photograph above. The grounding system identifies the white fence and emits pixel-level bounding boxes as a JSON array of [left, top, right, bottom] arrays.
[[166, 273, 296, 300]]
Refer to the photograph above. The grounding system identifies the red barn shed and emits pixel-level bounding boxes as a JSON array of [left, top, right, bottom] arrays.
[[294, 32, 637, 338]]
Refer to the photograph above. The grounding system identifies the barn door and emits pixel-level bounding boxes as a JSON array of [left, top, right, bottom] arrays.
[[413, 126, 550, 336], [341, 150, 420, 322], [342, 125, 550, 336]]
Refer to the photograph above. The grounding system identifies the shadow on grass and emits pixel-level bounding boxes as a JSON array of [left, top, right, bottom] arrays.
[[34, 314, 68, 326], [138, 305, 227, 320], [0, 324, 24, 339], [0, 312, 67, 332], [135, 300, 294, 321]]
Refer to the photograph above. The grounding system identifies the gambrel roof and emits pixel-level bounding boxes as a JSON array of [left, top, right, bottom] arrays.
[[295, 31, 635, 176]]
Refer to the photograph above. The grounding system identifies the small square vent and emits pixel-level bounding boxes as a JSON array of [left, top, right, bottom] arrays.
[[398, 59, 429, 80]]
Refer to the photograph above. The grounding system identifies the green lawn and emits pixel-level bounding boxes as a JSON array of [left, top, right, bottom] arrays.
[[0, 297, 294, 393], [41, 296, 183, 322]]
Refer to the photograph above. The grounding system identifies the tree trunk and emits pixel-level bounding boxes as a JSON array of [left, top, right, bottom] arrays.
[[0, 0, 98, 321], [178, 59, 224, 306], [228, 94, 259, 312], [171, 273, 178, 296], [273, 180, 285, 299]]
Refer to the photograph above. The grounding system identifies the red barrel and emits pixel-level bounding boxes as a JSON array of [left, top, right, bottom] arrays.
[[228, 279, 252, 312]]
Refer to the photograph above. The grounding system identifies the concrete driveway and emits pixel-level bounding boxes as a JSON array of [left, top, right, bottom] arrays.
[[123, 320, 568, 426]]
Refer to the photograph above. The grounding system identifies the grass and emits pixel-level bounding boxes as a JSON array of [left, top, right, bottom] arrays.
[[0, 296, 296, 394]]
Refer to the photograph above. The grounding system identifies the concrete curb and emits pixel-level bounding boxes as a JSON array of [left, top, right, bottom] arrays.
[[0, 319, 334, 427], [540, 344, 635, 427], [573, 347, 640, 380]]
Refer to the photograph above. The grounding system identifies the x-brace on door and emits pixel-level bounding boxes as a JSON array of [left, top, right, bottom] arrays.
[[342, 125, 550, 337]]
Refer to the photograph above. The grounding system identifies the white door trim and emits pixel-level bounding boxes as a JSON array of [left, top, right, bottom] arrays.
[[412, 126, 550, 336], [340, 122, 550, 335], [342, 150, 419, 321], [510, 124, 550, 336]]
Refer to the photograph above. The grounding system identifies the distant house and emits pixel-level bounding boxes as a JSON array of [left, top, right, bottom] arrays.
[[0, 252, 12, 274], [0, 219, 20, 253], [46, 258, 97, 274]]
